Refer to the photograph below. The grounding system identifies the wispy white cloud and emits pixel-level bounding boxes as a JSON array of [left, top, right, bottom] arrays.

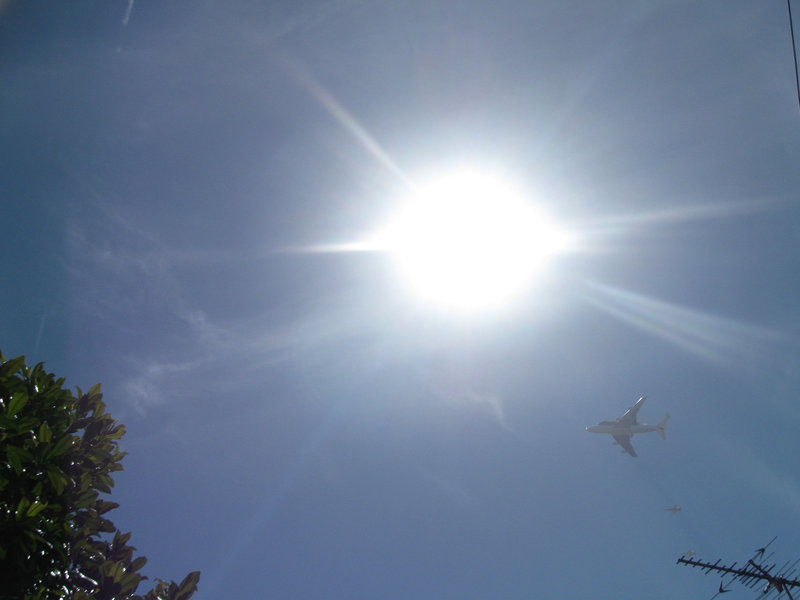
[[713, 433, 800, 520], [748, 458, 800, 517], [115, 313, 347, 415], [233, 0, 369, 49], [421, 470, 481, 512], [122, 0, 135, 27], [430, 381, 512, 431], [122, 358, 201, 415], [65, 189, 523, 423], [63, 200, 301, 411]]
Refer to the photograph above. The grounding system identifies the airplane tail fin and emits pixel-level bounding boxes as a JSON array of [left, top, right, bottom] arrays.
[[656, 414, 669, 440]]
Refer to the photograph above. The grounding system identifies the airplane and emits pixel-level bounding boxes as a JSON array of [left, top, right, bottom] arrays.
[[665, 505, 681, 514], [586, 397, 669, 457]]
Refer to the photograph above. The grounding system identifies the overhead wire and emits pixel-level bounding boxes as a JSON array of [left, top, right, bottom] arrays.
[[788, 0, 800, 112]]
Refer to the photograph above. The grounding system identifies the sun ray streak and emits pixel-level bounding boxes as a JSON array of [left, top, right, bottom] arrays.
[[592, 198, 785, 228], [278, 240, 383, 254], [581, 280, 785, 367], [279, 59, 414, 188]]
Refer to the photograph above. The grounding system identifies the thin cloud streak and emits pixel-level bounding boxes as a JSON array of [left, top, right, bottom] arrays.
[[33, 312, 46, 354], [122, 0, 135, 27]]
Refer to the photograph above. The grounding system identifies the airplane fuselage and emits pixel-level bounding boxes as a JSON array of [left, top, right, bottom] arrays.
[[586, 423, 660, 436]]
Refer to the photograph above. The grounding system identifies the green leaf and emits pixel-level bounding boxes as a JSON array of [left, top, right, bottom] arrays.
[[131, 556, 147, 572], [47, 465, 67, 495], [107, 424, 126, 440], [6, 445, 32, 475], [0, 355, 25, 378], [23, 529, 52, 549], [98, 517, 116, 533], [26, 501, 48, 518], [16, 496, 31, 520], [96, 500, 120, 515], [6, 391, 28, 417], [120, 570, 142, 595], [38, 421, 52, 443], [174, 572, 201, 600], [0, 414, 14, 432], [76, 489, 98, 507], [109, 561, 125, 582], [48, 434, 74, 458], [5, 450, 22, 475]]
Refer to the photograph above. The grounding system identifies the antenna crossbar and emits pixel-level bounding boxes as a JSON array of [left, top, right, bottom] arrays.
[[677, 548, 800, 600]]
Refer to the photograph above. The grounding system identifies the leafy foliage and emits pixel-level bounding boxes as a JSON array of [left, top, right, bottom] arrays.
[[0, 352, 199, 600]]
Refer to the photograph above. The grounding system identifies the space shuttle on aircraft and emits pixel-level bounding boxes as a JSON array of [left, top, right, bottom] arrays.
[[586, 397, 669, 457]]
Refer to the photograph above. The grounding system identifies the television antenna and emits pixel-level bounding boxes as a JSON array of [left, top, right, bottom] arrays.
[[677, 537, 800, 600]]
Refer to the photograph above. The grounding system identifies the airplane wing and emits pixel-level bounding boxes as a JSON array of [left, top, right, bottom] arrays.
[[617, 397, 645, 427], [613, 434, 637, 457]]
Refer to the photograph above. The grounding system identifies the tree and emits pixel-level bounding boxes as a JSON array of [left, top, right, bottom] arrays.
[[0, 352, 200, 600]]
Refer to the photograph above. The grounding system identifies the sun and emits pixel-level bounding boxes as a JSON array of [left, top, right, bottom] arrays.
[[377, 170, 569, 311]]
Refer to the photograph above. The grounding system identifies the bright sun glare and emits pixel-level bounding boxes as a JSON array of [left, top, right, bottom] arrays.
[[377, 171, 569, 311]]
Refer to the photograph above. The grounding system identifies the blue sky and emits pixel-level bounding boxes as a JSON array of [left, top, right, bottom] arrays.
[[2, 1, 800, 598]]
